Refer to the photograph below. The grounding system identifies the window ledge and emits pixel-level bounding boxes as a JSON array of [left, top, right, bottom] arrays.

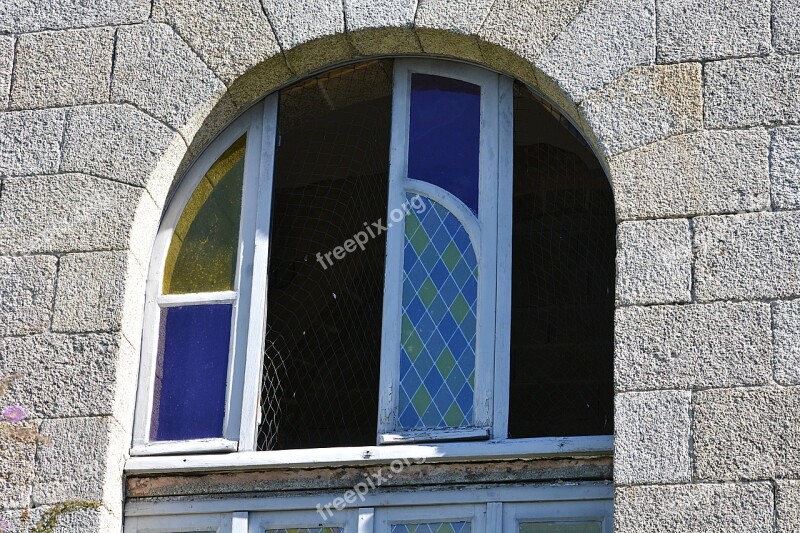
[[125, 435, 613, 475]]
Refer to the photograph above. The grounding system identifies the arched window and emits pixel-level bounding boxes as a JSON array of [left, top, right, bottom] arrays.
[[129, 59, 614, 532]]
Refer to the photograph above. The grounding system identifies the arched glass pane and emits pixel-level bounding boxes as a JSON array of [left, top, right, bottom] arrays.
[[408, 74, 480, 214], [163, 135, 246, 294], [399, 194, 477, 430]]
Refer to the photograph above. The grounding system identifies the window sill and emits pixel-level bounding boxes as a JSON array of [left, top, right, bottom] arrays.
[[124, 435, 613, 475]]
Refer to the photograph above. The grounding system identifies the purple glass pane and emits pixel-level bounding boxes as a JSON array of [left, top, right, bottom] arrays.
[[150, 304, 232, 441], [408, 73, 481, 214]]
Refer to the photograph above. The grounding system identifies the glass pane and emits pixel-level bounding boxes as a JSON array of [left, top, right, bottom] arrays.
[[392, 522, 471, 533], [399, 194, 477, 430], [508, 82, 615, 439], [266, 529, 342, 533], [257, 60, 393, 451], [150, 304, 232, 441], [163, 135, 246, 294], [408, 73, 480, 214], [519, 522, 602, 533]]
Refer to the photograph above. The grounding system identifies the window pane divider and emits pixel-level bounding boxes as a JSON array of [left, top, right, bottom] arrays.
[[156, 291, 237, 307], [378, 427, 490, 444], [237, 93, 279, 451], [129, 437, 238, 457]]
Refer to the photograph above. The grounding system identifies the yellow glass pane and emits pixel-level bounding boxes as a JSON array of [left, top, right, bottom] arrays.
[[163, 135, 246, 294]]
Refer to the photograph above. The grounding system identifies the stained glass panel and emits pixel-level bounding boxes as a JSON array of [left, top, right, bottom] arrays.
[[408, 74, 480, 214], [399, 194, 477, 430], [391, 522, 471, 533], [519, 522, 602, 533], [163, 135, 246, 294], [150, 304, 232, 441]]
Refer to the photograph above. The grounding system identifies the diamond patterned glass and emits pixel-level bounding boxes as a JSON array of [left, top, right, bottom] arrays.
[[399, 194, 477, 430], [519, 522, 601, 533], [266, 529, 343, 533], [391, 522, 471, 533], [163, 135, 246, 294]]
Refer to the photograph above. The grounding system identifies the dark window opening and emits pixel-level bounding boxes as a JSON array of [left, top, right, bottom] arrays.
[[508, 83, 615, 438], [257, 60, 393, 450]]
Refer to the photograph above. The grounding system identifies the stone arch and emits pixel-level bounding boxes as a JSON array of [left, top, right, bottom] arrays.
[[110, 0, 700, 528]]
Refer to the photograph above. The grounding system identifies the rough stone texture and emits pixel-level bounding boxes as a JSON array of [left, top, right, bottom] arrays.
[[773, 0, 800, 53], [614, 391, 691, 484], [10, 28, 114, 110], [261, 0, 353, 74], [414, 1, 490, 62], [0, 36, 12, 109], [0, 506, 114, 533], [609, 129, 770, 220], [33, 416, 127, 506], [0, 174, 144, 255], [657, 0, 770, 61], [0, 255, 56, 336], [777, 481, 800, 533], [415, 0, 493, 35], [0, 109, 64, 178], [344, 0, 419, 55], [580, 63, 702, 155], [536, 0, 656, 104], [152, 0, 281, 85], [771, 126, 800, 210], [615, 219, 691, 306], [111, 23, 228, 140], [705, 55, 800, 129], [52, 252, 145, 343], [615, 302, 772, 391], [615, 483, 774, 533], [694, 212, 800, 301], [478, 0, 585, 64], [774, 300, 800, 385], [60, 104, 186, 201], [694, 386, 800, 480], [0, 0, 149, 33], [0, 333, 134, 419], [0, 422, 37, 509]]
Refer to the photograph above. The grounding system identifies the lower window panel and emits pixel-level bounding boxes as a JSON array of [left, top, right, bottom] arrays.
[[125, 486, 612, 533]]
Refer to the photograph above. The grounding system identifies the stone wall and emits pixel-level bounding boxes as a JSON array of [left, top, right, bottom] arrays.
[[0, 0, 798, 531]]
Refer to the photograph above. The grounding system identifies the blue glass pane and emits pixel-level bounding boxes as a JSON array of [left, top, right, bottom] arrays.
[[408, 74, 480, 214], [400, 194, 477, 430], [150, 304, 232, 441]]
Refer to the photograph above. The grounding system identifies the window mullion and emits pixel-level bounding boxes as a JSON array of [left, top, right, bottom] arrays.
[[237, 93, 279, 450], [492, 75, 515, 441]]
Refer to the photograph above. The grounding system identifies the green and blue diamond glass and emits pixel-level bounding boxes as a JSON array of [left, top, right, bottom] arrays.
[[399, 194, 478, 429], [391, 522, 471, 533]]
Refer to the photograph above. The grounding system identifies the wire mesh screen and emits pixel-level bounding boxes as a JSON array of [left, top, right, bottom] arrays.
[[508, 83, 615, 438], [257, 60, 393, 451]]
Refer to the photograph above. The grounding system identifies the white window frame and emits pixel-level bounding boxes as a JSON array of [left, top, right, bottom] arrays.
[[377, 59, 513, 444], [124, 485, 613, 532], [248, 509, 360, 533], [123, 512, 240, 533], [130, 57, 613, 461]]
